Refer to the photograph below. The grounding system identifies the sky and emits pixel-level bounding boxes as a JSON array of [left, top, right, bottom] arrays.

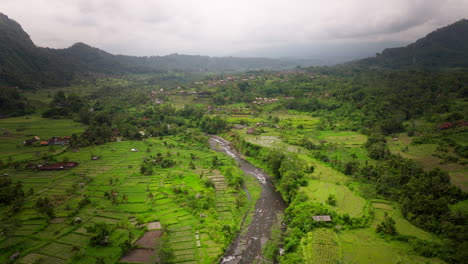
[[1, 0, 468, 59]]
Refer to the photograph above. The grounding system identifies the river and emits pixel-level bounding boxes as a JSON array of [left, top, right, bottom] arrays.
[[209, 136, 286, 264]]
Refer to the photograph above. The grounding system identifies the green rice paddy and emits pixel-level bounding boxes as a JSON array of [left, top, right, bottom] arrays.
[[0, 122, 260, 264]]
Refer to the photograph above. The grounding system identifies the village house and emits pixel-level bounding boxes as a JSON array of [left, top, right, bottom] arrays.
[[233, 124, 247, 130], [48, 136, 71, 145], [252, 97, 279, 105], [246, 128, 256, 134], [23, 136, 40, 145], [197, 91, 211, 98], [37, 161, 79, 170], [312, 215, 332, 222]]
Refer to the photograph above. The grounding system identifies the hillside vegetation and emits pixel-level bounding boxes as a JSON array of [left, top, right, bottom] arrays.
[[357, 19, 468, 68]]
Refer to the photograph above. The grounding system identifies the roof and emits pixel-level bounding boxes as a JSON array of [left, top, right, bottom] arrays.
[[147, 221, 161, 230], [37, 162, 79, 170], [312, 215, 332, 222]]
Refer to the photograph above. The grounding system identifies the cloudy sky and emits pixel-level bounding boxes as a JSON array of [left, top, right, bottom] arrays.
[[1, 0, 467, 58]]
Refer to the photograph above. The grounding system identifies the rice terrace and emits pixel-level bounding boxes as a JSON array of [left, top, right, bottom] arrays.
[[1, 5, 468, 264]]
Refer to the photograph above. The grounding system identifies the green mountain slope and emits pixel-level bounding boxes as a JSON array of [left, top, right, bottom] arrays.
[[0, 13, 77, 88], [358, 19, 468, 68]]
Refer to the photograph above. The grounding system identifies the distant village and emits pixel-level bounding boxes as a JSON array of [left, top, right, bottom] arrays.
[[22, 136, 79, 170], [23, 136, 71, 146]]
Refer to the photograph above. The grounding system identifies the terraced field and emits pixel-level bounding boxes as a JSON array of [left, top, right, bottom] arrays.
[[338, 229, 444, 264], [0, 136, 257, 264], [301, 180, 367, 217], [301, 228, 340, 264]]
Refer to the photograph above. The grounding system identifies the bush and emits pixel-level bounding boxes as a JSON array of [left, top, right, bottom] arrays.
[[86, 222, 113, 246], [376, 212, 396, 235], [326, 194, 337, 206]]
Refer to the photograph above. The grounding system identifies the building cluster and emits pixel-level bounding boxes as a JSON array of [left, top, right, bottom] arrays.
[[24, 136, 71, 146], [252, 97, 279, 104], [438, 120, 468, 130], [202, 75, 256, 87]]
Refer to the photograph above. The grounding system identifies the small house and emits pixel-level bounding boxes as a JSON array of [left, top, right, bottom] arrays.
[[312, 215, 332, 222], [48, 136, 70, 145], [24, 136, 40, 145], [9, 252, 19, 260], [233, 124, 247, 130], [24, 139, 36, 145], [37, 162, 79, 171], [246, 128, 256, 134], [147, 221, 162, 230], [131, 148, 139, 152]]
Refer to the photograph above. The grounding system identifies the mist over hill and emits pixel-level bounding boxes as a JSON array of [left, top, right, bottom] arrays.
[[357, 19, 468, 68], [0, 13, 313, 89], [1, 12, 467, 89]]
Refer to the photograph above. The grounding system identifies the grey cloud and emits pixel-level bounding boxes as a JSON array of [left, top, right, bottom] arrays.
[[1, 0, 467, 57]]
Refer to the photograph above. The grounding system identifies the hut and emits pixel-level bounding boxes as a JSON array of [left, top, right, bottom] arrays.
[[37, 162, 79, 170], [312, 215, 332, 222]]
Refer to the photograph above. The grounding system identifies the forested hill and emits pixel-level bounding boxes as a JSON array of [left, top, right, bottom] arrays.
[[357, 19, 468, 68], [0, 13, 78, 88], [0, 13, 301, 89]]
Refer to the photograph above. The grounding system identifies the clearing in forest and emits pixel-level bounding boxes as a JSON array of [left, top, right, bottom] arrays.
[[301, 180, 366, 218]]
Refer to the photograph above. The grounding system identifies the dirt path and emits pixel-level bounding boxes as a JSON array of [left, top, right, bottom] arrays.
[[209, 136, 286, 264]]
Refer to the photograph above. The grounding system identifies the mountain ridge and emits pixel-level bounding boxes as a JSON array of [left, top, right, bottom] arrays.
[[357, 19, 468, 68], [0, 13, 307, 89], [1, 13, 467, 89]]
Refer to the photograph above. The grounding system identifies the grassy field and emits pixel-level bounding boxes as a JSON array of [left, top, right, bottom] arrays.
[[388, 134, 468, 192], [338, 228, 444, 264], [301, 180, 367, 217], [235, 123, 449, 264], [317, 131, 371, 163], [297, 214, 444, 264], [318, 131, 367, 145], [371, 201, 440, 242]]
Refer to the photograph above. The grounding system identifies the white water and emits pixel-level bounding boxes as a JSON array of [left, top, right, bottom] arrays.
[[211, 137, 267, 185]]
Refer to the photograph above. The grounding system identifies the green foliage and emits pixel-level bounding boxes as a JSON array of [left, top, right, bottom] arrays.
[[42, 91, 86, 119], [376, 212, 397, 235], [35, 196, 54, 218], [365, 133, 390, 160], [155, 232, 174, 264], [326, 194, 337, 206], [199, 116, 227, 134], [0, 177, 24, 205], [358, 19, 468, 68], [0, 87, 33, 117], [86, 222, 114, 246], [401, 168, 464, 233], [284, 193, 335, 233]]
